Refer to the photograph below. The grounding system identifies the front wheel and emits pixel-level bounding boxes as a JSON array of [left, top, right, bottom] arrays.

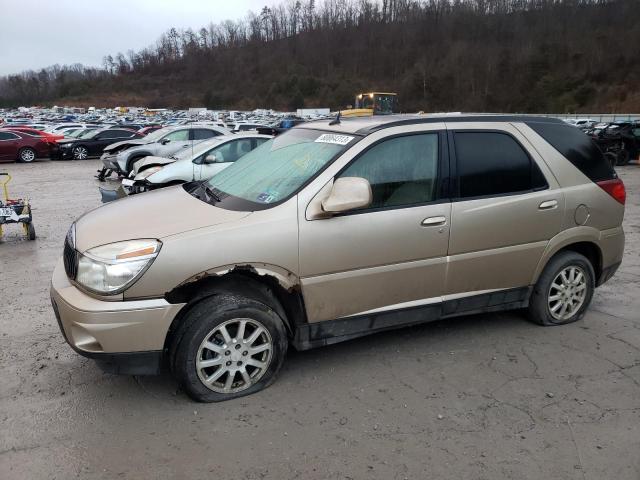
[[528, 251, 595, 326], [18, 148, 36, 163], [73, 146, 89, 160], [171, 294, 288, 402], [26, 222, 36, 240]]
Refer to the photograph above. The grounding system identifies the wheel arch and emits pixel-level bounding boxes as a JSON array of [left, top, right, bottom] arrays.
[[533, 229, 603, 285], [124, 151, 152, 171], [163, 265, 307, 354]]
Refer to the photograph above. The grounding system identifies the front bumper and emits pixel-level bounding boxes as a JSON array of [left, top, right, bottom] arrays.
[[54, 146, 74, 160], [101, 153, 122, 172], [50, 259, 185, 374]]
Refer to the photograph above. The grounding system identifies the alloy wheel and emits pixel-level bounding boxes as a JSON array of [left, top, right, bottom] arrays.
[[195, 318, 273, 394], [547, 265, 587, 321], [20, 149, 35, 162], [73, 146, 88, 160]]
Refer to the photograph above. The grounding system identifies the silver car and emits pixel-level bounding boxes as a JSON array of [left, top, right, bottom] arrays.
[[123, 134, 272, 194], [100, 125, 230, 175]]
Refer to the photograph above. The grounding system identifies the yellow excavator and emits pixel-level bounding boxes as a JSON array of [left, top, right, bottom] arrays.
[[340, 92, 398, 117]]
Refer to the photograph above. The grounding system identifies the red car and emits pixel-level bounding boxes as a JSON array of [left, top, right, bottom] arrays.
[[138, 125, 163, 136], [0, 130, 51, 163], [1, 126, 63, 142]]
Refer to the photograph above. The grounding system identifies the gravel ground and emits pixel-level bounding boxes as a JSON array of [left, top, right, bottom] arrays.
[[1, 159, 639, 480]]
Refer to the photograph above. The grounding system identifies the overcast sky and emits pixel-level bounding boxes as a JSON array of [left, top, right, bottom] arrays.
[[0, 0, 270, 75]]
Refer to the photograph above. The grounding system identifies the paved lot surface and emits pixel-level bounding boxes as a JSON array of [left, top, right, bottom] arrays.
[[1, 160, 639, 480]]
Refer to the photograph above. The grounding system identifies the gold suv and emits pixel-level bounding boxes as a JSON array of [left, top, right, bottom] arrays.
[[51, 114, 626, 402]]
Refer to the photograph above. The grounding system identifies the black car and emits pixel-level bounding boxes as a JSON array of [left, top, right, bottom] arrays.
[[589, 121, 640, 166], [52, 128, 143, 160], [107, 124, 148, 131]]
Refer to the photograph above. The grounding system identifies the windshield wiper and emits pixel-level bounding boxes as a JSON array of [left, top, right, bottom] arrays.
[[200, 181, 221, 202]]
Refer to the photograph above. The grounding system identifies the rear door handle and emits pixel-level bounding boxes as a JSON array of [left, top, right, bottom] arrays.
[[538, 200, 558, 210], [421, 216, 447, 226]]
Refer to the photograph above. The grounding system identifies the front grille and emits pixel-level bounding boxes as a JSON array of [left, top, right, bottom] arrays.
[[63, 238, 78, 279]]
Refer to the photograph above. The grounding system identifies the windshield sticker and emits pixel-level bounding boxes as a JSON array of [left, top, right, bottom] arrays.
[[256, 190, 279, 204], [314, 134, 354, 146]]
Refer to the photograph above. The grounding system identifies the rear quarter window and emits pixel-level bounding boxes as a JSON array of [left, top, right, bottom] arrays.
[[526, 122, 616, 182]]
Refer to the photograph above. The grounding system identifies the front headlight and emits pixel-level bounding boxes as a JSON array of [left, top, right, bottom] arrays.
[[135, 166, 163, 180], [76, 239, 161, 294]]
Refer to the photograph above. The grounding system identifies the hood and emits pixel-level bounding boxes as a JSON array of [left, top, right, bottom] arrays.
[[56, 139, 77, 145], [133, 155, 176, 175], [74, 185, 251, 252], [103, 138, 149, 153]]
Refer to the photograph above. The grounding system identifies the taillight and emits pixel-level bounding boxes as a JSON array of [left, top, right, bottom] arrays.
[[597, 178, 626, 205]]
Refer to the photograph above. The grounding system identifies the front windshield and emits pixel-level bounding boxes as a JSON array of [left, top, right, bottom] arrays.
[[143, 127, 173, 142], [68, 129, 86, 138], [79, 129, 100, 139], [206, 129, 355, 206]]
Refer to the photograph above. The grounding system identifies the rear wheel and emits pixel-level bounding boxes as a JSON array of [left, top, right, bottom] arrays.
[[616, 149, 630, 166], [528, 251, 595, 326], [18, 148, 36, 163], [171, 294, 288, 402]]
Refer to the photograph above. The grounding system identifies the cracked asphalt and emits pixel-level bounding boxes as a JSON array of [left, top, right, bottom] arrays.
[[1, 160, 639, 480]]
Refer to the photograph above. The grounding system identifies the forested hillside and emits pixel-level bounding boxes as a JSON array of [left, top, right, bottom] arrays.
[[1, 0, 639, 112]]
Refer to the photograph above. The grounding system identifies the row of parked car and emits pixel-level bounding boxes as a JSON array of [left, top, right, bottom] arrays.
[[565, 119, 640, 166], [0, 116, 309, 165], [0, 122, 161, 163], [96, 125, 274, 200]]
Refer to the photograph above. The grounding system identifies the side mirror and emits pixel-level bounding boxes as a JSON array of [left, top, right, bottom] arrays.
[[321, 177, 372, 213], [161, 138, 171, 145], [204, 154, 219, 164]]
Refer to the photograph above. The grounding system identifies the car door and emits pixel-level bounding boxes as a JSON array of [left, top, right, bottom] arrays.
[[98, 130, 137, 155], [0, 132, 20, 160], [298, 128, 451, 323], [444, 123, 564, 298], [196, 138, 265, 180], [156, 129, 190, 157], [91, 130, 117, 155]]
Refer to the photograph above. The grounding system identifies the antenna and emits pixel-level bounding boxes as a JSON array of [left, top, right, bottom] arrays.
[[329, 111, 341, 126]]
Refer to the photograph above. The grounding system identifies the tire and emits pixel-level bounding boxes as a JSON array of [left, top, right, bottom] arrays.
[[18, 147, 36, 163], [616, 149, 630, 166], [126, 156, 145, 175], [27, 223, 36, 240], [528, 251, 595, 326], [73, 145, 89, 160], [170, 294, 288, 402]]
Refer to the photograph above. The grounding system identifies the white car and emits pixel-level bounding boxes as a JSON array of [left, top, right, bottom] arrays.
[[123, 134, 271, 194]]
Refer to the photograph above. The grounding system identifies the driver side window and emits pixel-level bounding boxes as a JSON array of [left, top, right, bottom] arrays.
[[339, 133, 439, 210]]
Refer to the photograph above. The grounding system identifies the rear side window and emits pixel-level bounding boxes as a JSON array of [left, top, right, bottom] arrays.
[[454, 132, 547, 199], [192, 128, 219, 140], [526, 121, 616, 181]]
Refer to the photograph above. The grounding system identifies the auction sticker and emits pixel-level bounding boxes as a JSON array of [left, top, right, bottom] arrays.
[[314, 134, 354, 145]]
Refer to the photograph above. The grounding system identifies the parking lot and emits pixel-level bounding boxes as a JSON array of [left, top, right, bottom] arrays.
[[1, 160, 639, 479]]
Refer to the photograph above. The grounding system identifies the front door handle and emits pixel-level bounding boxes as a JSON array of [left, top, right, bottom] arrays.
[[421, 216, 447, 226], [539, 200, 558, 210]]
